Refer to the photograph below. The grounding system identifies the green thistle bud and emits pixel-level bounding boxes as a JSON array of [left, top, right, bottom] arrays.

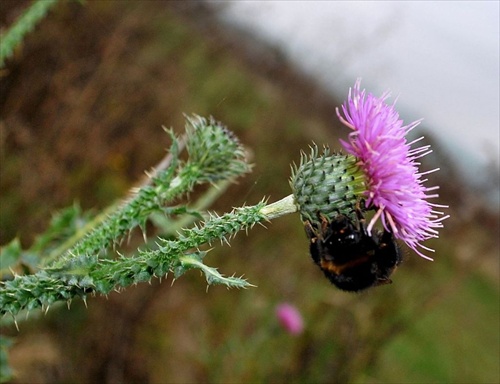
[[185, 115, 251, 183], [290, 146, 366, 225]]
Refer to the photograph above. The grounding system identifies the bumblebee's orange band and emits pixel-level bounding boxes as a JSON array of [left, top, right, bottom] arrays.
[[320, 256, 370, 275]]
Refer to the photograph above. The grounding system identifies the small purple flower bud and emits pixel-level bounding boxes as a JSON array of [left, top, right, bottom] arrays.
[[275, 303, 304, 335]]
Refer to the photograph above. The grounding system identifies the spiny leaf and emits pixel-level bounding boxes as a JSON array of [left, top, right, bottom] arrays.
[[178, 254, 254, 289]]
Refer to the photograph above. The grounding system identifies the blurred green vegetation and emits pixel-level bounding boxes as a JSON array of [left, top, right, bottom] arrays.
[[0, 1, 498, 383]]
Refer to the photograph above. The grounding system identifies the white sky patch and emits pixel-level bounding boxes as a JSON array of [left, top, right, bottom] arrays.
[[217, 1, 500, 184]]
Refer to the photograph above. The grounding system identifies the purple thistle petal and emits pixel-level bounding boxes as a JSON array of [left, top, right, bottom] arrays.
[[336, 80, 449, 260], [276, 303, 304, 335]]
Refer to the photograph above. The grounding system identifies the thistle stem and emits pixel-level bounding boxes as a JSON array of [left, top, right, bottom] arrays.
[[260, 194, 297, 220]]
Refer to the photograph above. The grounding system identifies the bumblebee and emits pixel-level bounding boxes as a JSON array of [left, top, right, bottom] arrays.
[[304, 211, 402, 292]]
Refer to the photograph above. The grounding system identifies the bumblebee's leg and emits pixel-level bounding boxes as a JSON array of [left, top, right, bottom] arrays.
[[304, 220, 321, 266], [372, 230, 403, 287], [314, 212, 330, 234], [377, 230, 403, 267], [354, 200, 369, 233], [373, 277, 393, 287], [304, 220, 317, 240]]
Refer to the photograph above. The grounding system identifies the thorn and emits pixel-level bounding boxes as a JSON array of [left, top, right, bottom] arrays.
[[13, 316, 19, 332]]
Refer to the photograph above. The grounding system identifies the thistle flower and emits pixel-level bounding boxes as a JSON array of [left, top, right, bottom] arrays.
[[335, 80, 449, 259], [291, 80, 448, 262], [275, 303, 304, 335]]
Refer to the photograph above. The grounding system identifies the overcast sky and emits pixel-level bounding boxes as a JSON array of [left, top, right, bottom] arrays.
[[217, 1, 500, 185]]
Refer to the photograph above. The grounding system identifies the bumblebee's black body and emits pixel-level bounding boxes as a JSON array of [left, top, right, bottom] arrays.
[[304, 213, 402, 292]]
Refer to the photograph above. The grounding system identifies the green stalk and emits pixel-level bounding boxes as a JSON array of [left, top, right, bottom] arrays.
[[1, 0, 59, 67]]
